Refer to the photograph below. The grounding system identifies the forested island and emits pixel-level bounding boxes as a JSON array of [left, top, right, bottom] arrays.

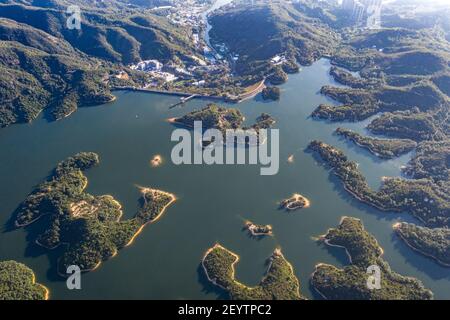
[[14, 152, 176, 274], [170, 104, 244, 131], [0, 0, 449, 300], [244, 221, 273, 237], [202, 244, 305, 300], [311, 217, 433, 300], [0, 261, 49, 300], [335, 128, 417, 159], [171, 103, 275, 146], [209, 0, 338, 79]]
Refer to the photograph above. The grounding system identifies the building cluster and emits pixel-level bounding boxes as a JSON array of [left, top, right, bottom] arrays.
[[159, 0, 208, 26], [342, 0, 382, 27], [129, 60, 185, 83], [270, 55, 287, 66], [119, 1, 234, 89]]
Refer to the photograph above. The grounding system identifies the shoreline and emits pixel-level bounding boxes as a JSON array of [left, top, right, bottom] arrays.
[[125, 187, 177, 247], [337, 173, 430, 226], [111, 86, 225, 101], [281, 193, 311, 211], [55, 187, 175, 276], [201, 244, 301, 298], [201, 244, 241, 291], [310, 263, 335, 300], [31, 273, 50, 300], [393, 223, 450, 268]]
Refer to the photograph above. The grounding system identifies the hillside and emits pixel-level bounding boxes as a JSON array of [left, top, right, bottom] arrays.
[[0, 0, 201, 128], [209, 0, 339, 76], [0, 41, 114, 126], [0, 2, 197, 64]]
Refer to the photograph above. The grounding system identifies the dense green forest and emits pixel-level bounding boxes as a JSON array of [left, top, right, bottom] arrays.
[[308, 141, 450, 228], [202, 244, 305, 300], [173, 103, 245, 131], [312, 217, 433, 300], [394, 223, 450, 267], [14, 152, 175, 274], [173, 103, 275, 137], [335, 128, 417, 159], [0, 261, 48, 300], [304, 21, 449, 267]]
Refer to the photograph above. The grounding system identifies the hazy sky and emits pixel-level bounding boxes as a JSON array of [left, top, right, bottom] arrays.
[[383, 0, 450, 4]]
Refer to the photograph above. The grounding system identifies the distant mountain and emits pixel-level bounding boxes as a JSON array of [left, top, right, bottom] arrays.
[[0, 41, 113, 126], [0, 2, 197, 64]]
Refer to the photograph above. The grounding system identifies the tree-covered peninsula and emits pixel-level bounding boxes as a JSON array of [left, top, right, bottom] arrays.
[[14, 152, 176, 274], [279, 194, 310, 211], [335, 128, 417, 159], [308, 141, 450, 228], [394, 222, 450, 267], [202, 244, 305, 300], [311, 217, 433, 300], [244, 221, 273, 237], [171, 103, 275, 137], [261, 86, 281, 101], [0, 261, 49, 300]]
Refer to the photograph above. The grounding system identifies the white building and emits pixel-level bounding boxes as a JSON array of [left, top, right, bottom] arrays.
[[130, 60, 163, 72]]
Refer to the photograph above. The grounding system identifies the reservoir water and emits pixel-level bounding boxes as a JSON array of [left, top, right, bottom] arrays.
[[0, 59, 449, 299]]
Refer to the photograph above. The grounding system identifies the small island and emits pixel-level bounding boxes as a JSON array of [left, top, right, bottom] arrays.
[[311, 217, 433, 300], [0, 261, 49, 300], [150, 155, 163, 167], [170, 104, 244, 132], [262, 86, 281, 101], [335, 128, 417, 159], [202, 244, 305, 300], [14, 153, 176, 275], [393, 222, 450, 267], [244, 221, 273, 237], [280, 194, 310, 211]]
